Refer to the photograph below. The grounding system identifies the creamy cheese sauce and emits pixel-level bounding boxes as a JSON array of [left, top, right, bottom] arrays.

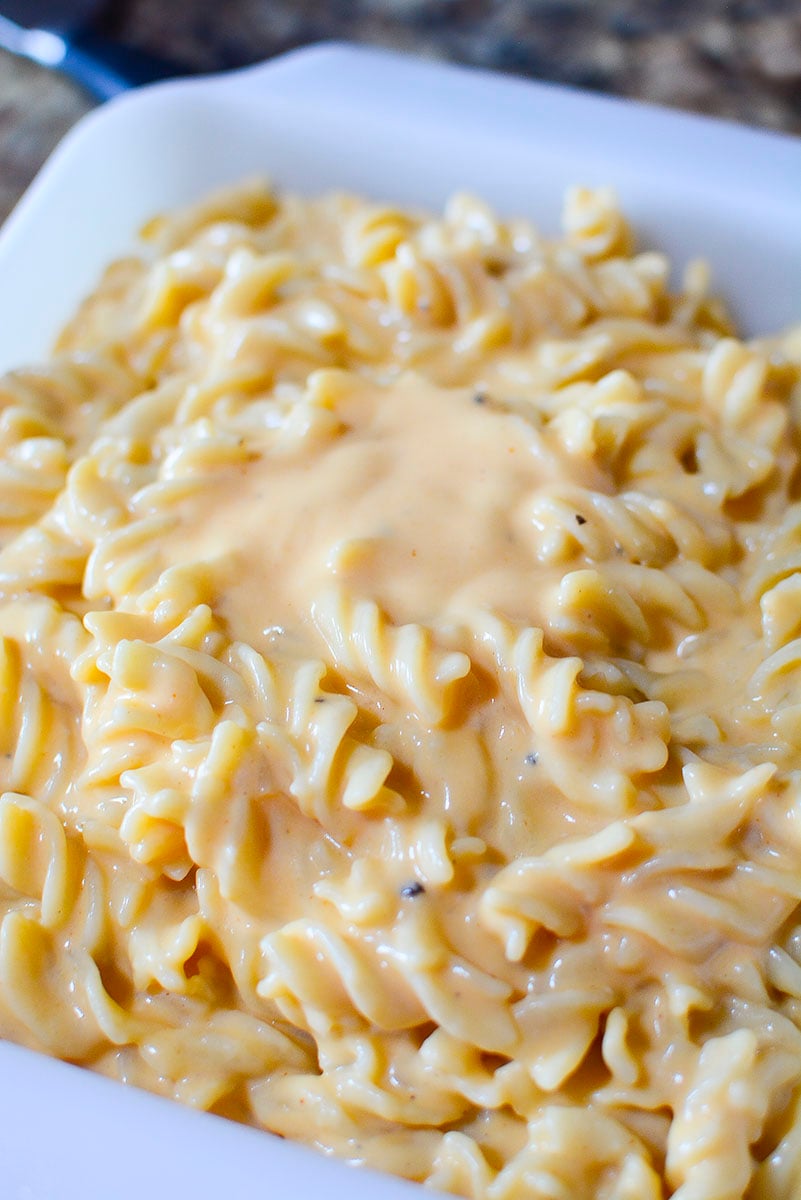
[[157, 376, 602, 641]]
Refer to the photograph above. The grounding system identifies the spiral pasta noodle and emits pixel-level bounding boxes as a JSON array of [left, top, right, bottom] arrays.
[[0, 177, 799, 1199]]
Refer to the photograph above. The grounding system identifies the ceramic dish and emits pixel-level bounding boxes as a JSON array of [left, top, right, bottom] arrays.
[[0, 43, 798, 1200]]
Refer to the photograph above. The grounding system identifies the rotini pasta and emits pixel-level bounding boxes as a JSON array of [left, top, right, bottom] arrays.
[[0, 177, 800, 1199]]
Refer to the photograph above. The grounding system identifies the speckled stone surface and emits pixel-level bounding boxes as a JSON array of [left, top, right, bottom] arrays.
[[1, 0, 800, 225]]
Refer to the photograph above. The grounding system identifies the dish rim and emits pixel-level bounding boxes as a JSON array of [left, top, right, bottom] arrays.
[[0, 41, 799, 373]]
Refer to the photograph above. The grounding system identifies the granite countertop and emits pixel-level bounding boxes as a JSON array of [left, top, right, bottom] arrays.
[[0, 0, 800, 225]]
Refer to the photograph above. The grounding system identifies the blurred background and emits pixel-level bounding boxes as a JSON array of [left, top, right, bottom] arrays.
[[0, 0, 799, 224]]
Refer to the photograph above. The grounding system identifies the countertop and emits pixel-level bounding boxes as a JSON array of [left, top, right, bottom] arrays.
[[1, 0, 800, 225]]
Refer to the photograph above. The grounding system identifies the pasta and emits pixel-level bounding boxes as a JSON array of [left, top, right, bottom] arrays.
[[0, 176, 800, 1199]]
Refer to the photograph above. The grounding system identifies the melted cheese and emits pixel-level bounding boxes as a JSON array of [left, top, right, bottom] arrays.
[[0, 180, 799, 1200]]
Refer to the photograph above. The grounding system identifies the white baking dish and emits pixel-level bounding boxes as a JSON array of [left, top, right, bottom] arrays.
[[0, 42, 798, 1200]]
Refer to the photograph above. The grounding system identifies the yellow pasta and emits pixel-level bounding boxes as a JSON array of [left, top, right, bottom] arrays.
[[0, 177, 800, 1199]]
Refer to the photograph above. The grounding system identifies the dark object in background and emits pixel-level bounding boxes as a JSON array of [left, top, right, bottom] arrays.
[[4, 0, 801, 130], [0, 0, 187, 98], [0, 0, 799, 228]]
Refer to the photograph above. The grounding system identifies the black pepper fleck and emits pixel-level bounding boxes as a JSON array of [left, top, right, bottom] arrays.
[[314, 697, 326, 704], [473, 391, 488, 405], [575, 514, 587, 525], [400, 882, 425, 898], [525, 752, 539, 766]]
